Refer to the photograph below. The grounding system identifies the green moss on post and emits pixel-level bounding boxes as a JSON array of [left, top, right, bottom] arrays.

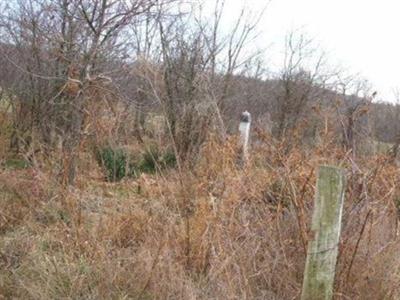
[[301, 165, 346, 300]]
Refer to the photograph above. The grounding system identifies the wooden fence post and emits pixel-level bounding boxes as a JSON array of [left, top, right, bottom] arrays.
[[239, 111, 251, 163], [301, 165, 346, 300]]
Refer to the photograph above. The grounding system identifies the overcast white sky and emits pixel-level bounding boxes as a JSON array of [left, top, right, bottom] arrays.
[[205, 0, 400, 102]]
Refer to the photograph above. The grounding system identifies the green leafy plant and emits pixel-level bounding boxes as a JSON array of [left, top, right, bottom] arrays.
[[95, 145, 177, 181], [138, 145, 177, 173], [96, 147, 128, 182], [161, 149, 177, 168], [138, 145, 160, 174], [3, 158, 30, 170]]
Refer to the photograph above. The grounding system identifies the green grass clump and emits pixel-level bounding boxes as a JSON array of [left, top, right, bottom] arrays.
[[95, 145, 177, 182], [3, 158, 30, 170], [96, 147, 129, 182], [138, 146, 177, 173], [161, 149, 177, 168], [138, 145, 160, 174]]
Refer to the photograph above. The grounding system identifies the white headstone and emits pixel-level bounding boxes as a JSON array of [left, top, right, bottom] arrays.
[[239, 111, 251, 162]]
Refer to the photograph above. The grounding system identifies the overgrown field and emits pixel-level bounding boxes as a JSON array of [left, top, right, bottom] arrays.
[[1, 130, 400, 299], [1, 0, 400, 298]]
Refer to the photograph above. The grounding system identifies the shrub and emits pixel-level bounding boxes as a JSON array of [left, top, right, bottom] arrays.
[[95, 145, 177, 181], [161, 149, 177, 168], [96, 147, 129, 182], [138, 145, 177, 173], [3, 158, 30, 170], [138, 145, 160, 174]]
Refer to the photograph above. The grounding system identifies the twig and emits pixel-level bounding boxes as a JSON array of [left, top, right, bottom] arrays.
[[346, 209, 372, 281]]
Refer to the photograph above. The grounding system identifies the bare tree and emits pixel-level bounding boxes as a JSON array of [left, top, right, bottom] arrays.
[[136, 0, 265, 163], [0, 0, 168, 184], [382, 89, 400, 160], [271, 31, 333, 143], [333, 73, 373, 157]]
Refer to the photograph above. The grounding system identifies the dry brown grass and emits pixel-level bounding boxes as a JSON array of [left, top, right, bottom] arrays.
[[1, 129, 400, 299]]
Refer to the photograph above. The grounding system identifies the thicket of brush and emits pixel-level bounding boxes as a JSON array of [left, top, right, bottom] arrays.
[[1, 117, 400, 299]]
